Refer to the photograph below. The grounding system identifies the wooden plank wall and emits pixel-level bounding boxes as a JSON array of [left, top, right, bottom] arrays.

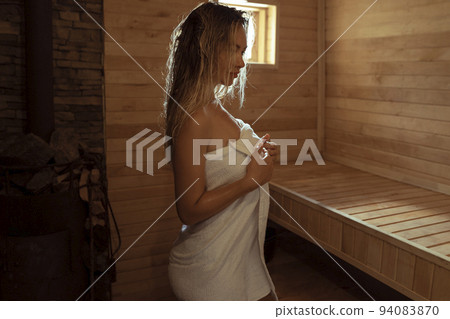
[[324, 0, 450, 195], [103, 0, 318, 300], [104, 0, 198, 300]]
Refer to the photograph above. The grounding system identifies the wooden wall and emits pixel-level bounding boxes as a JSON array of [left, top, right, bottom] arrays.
[[104, 0, 318, 300], [324, 0, 450, 195], [104, 0, 196, 301]]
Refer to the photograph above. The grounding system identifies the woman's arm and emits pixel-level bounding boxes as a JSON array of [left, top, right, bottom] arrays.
[[172, 114, 273, 226]]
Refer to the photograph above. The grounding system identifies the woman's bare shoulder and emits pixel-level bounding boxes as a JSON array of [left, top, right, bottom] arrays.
[[176, 103, 219, 142]]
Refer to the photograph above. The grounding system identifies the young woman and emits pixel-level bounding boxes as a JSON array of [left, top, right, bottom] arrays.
[[163, 1, 278, 301]]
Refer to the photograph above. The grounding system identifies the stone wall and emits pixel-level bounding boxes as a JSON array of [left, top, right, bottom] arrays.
[[0, 0, 25, 136], [0, 0, 104, 153]]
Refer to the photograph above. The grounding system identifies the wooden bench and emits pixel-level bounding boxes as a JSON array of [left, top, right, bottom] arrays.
[[268, 161, 450, 301]]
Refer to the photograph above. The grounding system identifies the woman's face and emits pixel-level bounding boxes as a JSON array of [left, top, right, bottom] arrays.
[[217, 24, 247, 86]]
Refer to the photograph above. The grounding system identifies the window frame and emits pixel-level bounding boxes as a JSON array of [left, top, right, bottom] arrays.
[[218, 0, 279, 69]]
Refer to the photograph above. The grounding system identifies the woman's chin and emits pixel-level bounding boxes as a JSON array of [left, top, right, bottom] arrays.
[[217, 74, 237, 86], [225, 78, 237, 87]]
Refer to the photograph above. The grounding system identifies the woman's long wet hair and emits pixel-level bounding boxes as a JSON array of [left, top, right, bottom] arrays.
[[162, 1, 249, 146]]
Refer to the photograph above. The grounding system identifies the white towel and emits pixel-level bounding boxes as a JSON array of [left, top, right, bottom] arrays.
[[168, 118, 278, 301]]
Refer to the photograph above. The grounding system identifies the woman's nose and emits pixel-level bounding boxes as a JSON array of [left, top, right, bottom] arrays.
[[236, 54, 245, 68]]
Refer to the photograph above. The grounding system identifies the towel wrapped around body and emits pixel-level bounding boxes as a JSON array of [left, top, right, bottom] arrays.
[[168, 118, 278, 301]]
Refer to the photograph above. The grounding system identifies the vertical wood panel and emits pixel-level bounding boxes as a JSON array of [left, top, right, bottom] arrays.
[[431, 266, 450, 300], [271, 191, 283, 219], [329, 217, 342, 250], [366, 236, 383, 272], [281, 194, 293, 227], [381, 242, 397, 280], [289, 201, 301, 226], [308, 207, 321, 238], [319, 212, 331, 243], [396, 249, 416, 289], [413, 257, 434, 299], [353, 230, 368, 265], [341, 224, 354, 256], [293, 201, 309, 236]]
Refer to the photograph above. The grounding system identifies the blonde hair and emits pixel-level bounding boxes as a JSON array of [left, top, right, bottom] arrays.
[[162, 1, 249, 146]]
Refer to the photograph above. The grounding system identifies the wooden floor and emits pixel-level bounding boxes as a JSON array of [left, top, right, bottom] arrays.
[[266, 221, 409, 301], [269, 161, 450, 300]]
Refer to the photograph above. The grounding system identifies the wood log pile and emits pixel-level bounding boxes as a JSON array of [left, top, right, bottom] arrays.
[[0, 128, 119, 300], [0, 128, 88, 195]]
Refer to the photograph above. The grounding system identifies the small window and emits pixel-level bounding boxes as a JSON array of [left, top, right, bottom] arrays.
[[219, 0, 277, 65]]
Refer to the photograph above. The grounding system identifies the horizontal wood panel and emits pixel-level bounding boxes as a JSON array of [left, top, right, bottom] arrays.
[[327, 17, 450, 40], [354, 199, 450, 221], [270, 27, 318, 41], [104, 12, 185, 31], [412, 231, 450, 248], [382, 214, 450, 234], [396, 221, 450, 240], [108, 184, 174, 201], [327, 85, 450, 107], [326, 1, 450, 39], [326, 128, 450, 166], [328, 31, 450, 50], [326, 107, 450, 136], [342, 194, 446, 215], [431, 243, 450, 257], [280, 5, 316, 20], [111, 195, 176, 215], [111, 215, 180, 240], [328, 50, 450, 65], [107, 171, 173, 189], [327, 6, 450, 34], [325, 0, 447, 10], [325, 118, 450, 152], [327, 61, 450, 76], [327, 74, 450, 91], [104, 0, 192, 15], [369, 205, 450, 227], [326, 97, 450, 122], [326, 141, 450, 185], [326, 153, 450, 197]]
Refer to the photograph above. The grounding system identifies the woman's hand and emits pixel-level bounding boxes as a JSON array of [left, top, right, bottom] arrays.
[[263, 138, 279, 158], [245, 133, 274, 189]]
